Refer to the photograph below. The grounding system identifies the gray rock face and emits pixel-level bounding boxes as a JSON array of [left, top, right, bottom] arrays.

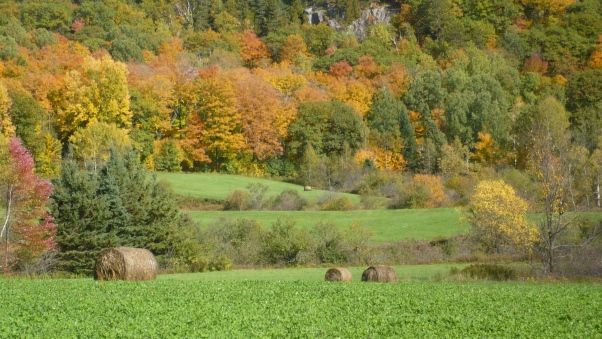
[[305, 5, 393, 40], [347, 6, 392, 39], [304, 7, 326, 25]]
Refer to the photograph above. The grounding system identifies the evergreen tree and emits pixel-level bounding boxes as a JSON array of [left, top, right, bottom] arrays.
[[52, 161, 116, 274], [154, 140, 182, 172], [287, 0, 305, 24], [52, 151, 204, 274]]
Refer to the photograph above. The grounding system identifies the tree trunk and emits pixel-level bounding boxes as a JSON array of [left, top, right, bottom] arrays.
[[1, 186, 12, 272], [596, 175, 601, 208]]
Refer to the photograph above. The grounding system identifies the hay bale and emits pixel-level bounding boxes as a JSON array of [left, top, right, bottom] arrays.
[[361, 265, 397, 283], [325, 267, 352, 282], [94, 247, 158, 281], [304, 185, 312, 191]]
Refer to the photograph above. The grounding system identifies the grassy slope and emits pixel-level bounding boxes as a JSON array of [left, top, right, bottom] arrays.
[[161, 264, 464, 282], [189, 208, 468, 242], [156, 172, 361, 203]]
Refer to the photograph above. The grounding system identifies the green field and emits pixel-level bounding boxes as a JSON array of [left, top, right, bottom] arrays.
[[190, 208, 468, 242], [156, 172, 360, 203], [1, 275, 600, 337]]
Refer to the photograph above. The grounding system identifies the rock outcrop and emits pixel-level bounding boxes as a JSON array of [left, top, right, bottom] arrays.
[[305, 4, 395, 40]]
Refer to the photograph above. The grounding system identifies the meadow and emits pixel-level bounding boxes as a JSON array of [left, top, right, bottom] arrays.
[[189, 208, 468, 242], [1, 275, 600, 337], [156, 172, 361, 203]]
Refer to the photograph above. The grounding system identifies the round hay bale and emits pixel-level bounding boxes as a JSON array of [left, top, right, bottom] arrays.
[[325, 267, 352, 282], [94, 247, 158, 281], [361, 265, 397, 283], [304, 185, 312, 191]]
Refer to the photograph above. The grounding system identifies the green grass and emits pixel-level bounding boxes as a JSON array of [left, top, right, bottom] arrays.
[[189, 208, 468, 242], [156, 172, 360, 203], [1, 277, 600, 337], [161, 264, 464, 282]]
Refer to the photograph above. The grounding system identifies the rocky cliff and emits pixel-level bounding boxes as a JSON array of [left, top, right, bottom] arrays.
[[304, 4, 396, 40]]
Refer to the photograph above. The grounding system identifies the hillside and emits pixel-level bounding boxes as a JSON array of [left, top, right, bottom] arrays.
[[189, 208, 467, 242], [156, 172, 361, 204]]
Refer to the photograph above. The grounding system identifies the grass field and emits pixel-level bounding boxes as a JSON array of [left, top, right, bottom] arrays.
[[189, 208, 468, 242], [156, 172, 361, 203], [1, 275, 600, 337]]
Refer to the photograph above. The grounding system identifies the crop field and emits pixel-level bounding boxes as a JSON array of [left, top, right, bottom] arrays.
[[189, 208, 468, 242], [156, 172, 361, 203], [1, 277, 600, 337]]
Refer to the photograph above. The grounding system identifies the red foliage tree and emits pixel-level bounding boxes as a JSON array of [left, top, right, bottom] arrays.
[[1, 138, 56, 271], [523, 53, 548, 74], [329, 60, 353, 78]]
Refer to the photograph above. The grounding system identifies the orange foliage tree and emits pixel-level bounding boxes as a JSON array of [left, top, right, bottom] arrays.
[[234, 75, 295, 160], [239, 30, 270, 68]]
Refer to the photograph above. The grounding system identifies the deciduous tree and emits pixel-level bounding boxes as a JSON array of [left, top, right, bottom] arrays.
[[469, 180, 538, 253], [0, 137, 56, 271]]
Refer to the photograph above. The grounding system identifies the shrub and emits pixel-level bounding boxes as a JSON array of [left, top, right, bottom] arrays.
[[270, 189, 308, 211], [390, 174, 447, 209], [318, 194, 355, 211], [460, 264, 516, 281], [246, 183, 268, 210], [260, 220, 310, 266], [310, 222, 348, 264], [202, 218, 264, 265], [224, 190, 251, 210]]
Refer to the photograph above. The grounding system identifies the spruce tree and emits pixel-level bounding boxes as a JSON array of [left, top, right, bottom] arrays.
[[52, 151, 204, 274], [52, 161, 117, 274]]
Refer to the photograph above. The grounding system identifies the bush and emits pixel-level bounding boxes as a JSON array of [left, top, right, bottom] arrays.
[[247, 183, 268, 210], [318, 194, 355, 211], [224, 190, 251, 211], [270, 189, 308, 210], [390, 174, 447, 209], [460, 264, 516, 281], [310, 222, 348, 264], [202, 218, 264, 265], [260, 220, 310, 266]]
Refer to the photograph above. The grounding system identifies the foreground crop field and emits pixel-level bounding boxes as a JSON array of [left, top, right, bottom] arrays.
[[156, 172, 361, 203], [0, 278, 600, 337], [190, 208, 468, 241]]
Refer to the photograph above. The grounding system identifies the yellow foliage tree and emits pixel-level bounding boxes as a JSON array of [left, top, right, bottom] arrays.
[[0, 82, 14, 137], [520, 0, 575, 17], [469, 180, 539, 253], [279, 34, 308, 63], [34, 132, 62, 178], [49, 56, 131, 140], [588, 36, 602, 69], [472, 132, 500, 165], [69, 122, 132, 170], [185, 77, 246, 170], [412, 174, 447, 208]]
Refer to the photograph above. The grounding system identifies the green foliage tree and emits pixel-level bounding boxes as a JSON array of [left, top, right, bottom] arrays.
[[288, 101, 365, 159]]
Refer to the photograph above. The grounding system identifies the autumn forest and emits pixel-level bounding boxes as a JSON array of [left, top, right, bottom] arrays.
[[0, 0, 601, 276]]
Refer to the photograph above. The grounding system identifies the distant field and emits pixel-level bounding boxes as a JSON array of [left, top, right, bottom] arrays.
[[189, 208, 468, 242], [161, 264, 464, 282], [156, 172, 360, 203], [1, 277, 600, 337]]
